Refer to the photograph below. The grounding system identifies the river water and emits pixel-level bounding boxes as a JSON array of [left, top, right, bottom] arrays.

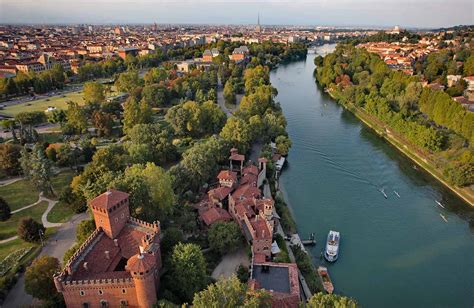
[[271, 45, 474, 307]]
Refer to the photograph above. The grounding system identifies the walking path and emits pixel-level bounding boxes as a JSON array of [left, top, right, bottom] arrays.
[[0, 235, 18, 244], [212, 247, 250, 280], [0, 176, 23, 186]]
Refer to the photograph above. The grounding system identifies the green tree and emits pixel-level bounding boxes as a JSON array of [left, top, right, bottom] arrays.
[[112, 163, 175, 220], [144, 67, 168, 85], [123, 97, 152, 133], [192, 275, 271, 308], [305, 293, 357, 308], [208, 221, 242, 256], [0, 143, 22, 175], [66, 101, 87, 133], [161, 227, 184, 257], [19, 145, 54, 195], [224, 78, 236, 104], [275, 135, 292, 156], [463, 55, 474, 76], [24, 256, 62, 303], [18, 217, 45, 242], [126, 123, 177, 165], [220, 117, 252, 153], [83, 81, 105, 104], [170, 243, 208, 303], [115, 70, 141, 93], [0, 197, 11, 221]]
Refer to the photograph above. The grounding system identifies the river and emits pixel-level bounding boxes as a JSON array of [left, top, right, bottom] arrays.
[[271, 45, 474, 307]]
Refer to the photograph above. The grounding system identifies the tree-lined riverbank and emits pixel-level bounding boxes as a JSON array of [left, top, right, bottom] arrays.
[[271, 48, 474, 307]]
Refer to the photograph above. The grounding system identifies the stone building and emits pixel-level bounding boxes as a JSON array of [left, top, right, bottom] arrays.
[[54, 189, 162, 308]]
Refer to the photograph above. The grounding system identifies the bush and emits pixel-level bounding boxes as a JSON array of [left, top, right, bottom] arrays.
[[17, 217, 45, 242], [0, 197, 11, 221], [236, 264, 249, 283]]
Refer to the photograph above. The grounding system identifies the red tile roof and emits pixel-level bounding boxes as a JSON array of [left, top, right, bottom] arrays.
[[126, 253, 156, 273], [208, 186, 233, 201], [200, 207, 232, 226], [89, 189, 129, 210], [217, 170, 238, 182], [232, 184, 261, 201]]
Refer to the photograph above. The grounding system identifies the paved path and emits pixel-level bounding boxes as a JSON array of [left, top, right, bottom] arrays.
[[211, 247, 250, 280], [217, 77, 233, 117], [41, 197, 62, 228], [0, 177, 23, 187], [2, 211, 89, 308], [0, 236, 18, 244]]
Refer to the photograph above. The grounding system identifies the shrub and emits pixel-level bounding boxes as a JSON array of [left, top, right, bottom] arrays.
[[0, 197, 11, 221], [17, 217, 45, 242]]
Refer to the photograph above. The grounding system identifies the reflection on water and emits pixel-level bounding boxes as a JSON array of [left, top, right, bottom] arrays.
[[272, 48, 474, 307]]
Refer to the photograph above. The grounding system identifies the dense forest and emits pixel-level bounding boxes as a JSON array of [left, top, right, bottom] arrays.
[[315, 45, 474, 187]]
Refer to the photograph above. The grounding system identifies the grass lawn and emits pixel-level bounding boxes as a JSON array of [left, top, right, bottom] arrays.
[[1, 91, 85, 116], [0, 238, 35, 261], [51, 170, 75, 195], [0, 201, 48, 240], [0, 179, 39, 211], [39, 132, 64, 143], [47, 201, 76, 223], [0, 170, 75, 211]]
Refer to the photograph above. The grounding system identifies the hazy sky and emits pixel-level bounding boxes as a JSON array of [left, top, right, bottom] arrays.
[[1, 0, 473, 28]]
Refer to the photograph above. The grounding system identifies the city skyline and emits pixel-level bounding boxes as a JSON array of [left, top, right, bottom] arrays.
[[1, 0, 473, 28]]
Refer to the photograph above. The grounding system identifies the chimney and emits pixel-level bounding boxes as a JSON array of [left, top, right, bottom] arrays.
[[105, 250, 110, 259], [114, 239, 119, 247], [83, 262, 88, 271]]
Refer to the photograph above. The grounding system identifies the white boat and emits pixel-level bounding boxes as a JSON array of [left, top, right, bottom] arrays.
[[324, 230, 340, 262], [436, 201, 445, 209], [394, 191, 400, 198], [380, 188, 388, 199], [440, 214, 448, 222]]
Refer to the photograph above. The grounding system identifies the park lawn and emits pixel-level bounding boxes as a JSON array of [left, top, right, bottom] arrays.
[[1, 91, 85, 116], [0, 201, 48, 240], [51, 170, 75, 195], [47, 201, 75, 223], [0, 171, 74, 211], [0, 238, 35, 261], [39, 132, 64, 144], [0, 179, 38, 211]]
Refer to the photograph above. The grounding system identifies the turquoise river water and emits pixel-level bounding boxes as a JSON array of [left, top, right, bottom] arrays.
[[272, 45, 474, 307]]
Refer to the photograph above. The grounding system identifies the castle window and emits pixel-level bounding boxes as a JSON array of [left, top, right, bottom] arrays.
[[122, 288, 126, 294], [115, 217, 118, 223], [100, 300, 108, 308], [120, 299, 128, 306], [82, 303, 89, 308], [121, 213, 125, 218], [80, 290, 85, 296], [98, 289, 103, 295]]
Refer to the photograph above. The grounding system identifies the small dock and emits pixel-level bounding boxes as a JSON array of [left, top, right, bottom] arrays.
[[301, 233, 316, 246]]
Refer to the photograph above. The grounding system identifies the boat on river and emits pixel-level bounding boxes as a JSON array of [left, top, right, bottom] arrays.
[[436, 200, 445, 209], [317, 266, 334, 294], [324, 230, 340, 262]]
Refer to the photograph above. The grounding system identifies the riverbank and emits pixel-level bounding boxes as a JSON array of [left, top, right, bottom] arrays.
[[326, 89, 474, 206]]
